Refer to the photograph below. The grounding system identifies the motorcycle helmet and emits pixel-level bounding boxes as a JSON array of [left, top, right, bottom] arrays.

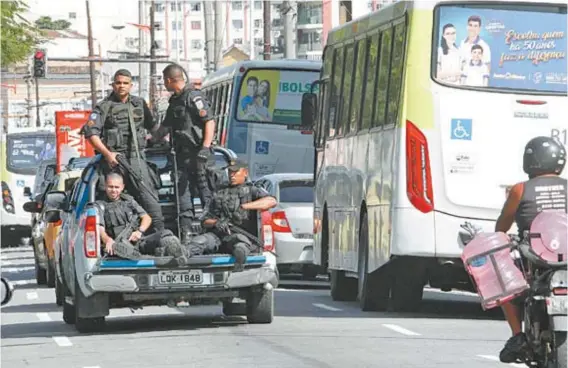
[[523, 136, 566, 178]]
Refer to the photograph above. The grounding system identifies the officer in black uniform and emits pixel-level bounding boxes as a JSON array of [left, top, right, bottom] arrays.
[[82, 69, 165, 233], [96, 173, 182, 260], [182, 159, 277, 270], [494, 136, 567, 363], [152, 64, 216, 243]]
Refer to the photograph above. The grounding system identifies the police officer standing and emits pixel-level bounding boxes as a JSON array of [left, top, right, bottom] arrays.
[[183, 159, 277, 270], [82, 69, 165, 232], [152, 64, 216, 243]]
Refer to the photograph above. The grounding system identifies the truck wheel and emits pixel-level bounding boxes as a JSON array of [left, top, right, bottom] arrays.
[[55, 275, 63, 306], [330, 270, 357, 301], [46, 259, 56, 288], [390, 258, 426, 312], [222, 301, 246, 316], [74, 279, 106, 333], [358, 212, 389, 311], [246, 288, 274, 324], [34, 251, 47, 285], [62, 282, 75, 325]]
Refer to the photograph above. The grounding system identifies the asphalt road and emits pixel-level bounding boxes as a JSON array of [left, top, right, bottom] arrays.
[[1, 245, 523, 368]]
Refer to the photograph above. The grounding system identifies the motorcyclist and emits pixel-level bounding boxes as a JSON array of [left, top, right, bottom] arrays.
[[494, 136, 567, 363]]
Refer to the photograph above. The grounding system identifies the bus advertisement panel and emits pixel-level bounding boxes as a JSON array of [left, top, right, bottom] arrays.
[[55, 111, 95, 173]]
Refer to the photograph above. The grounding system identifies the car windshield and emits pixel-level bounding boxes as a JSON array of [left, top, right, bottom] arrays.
[[432, 3, 567, 94], [279, 179, 314, 203]]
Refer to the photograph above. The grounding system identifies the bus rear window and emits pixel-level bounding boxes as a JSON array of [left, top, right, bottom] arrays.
[[279, 180, 314, 203], [7, 135, 56, 174], [235, 69, 320, 125], [432, 3, 567, 94]]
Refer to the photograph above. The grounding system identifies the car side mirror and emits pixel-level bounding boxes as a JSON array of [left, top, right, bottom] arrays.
[[23, 201, 42, 213], [45, 191, 67, 210], [44, 209, 62, 224], [301, 92, 317, 130]]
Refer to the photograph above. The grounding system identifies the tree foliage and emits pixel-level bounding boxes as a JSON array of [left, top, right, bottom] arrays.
[[35, 16, 71, 30], [1, 1, 43, 67]]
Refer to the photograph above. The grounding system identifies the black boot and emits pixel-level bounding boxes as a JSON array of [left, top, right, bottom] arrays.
[[232, 243, 248, 273]]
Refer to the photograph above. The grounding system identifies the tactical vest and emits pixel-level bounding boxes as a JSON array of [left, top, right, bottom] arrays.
[[515, 176, 567, 235], [215, 184, 255, 233], [97, 195, 137, 239], [101, 96, 146, 153], [165, 88, 203, 153]]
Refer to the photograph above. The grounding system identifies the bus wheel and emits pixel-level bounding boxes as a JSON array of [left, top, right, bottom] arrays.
[[390, 257, 426, 312], [358, 212, 389, 311], [330, 270, 357, 301]]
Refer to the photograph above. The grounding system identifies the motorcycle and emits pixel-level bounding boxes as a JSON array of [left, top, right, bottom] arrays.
[[1, 277, 15, 306], [460, 211, 567, 368]]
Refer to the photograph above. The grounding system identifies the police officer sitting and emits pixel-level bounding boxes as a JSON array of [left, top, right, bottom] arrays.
[[151, 64, 216, 243], [96, 173, 183, 260], [82, 69, 165, 233], [182, 159, 277, 270]]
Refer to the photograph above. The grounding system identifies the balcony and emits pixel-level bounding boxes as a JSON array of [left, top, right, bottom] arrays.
[[297, 3, 323, 29]]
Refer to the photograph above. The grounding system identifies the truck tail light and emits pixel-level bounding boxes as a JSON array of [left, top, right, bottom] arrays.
[[260, 210, 274, 252], [84, 215, 98, 258]]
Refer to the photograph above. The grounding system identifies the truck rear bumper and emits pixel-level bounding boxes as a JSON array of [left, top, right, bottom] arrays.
[[85, 265, 278, 294]]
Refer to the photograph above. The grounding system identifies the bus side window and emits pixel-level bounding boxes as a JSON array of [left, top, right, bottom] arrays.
[[350, 38, 367, 133], [221, 83, 233, 146], [316, 82, 329, 149], [387, 22, 407, 126], [361, 33, 379, 131], [216, 84, 227, 141], [339, 43, 355, 136], [329, 46, 345, 138], [373, 27, 393, 129]]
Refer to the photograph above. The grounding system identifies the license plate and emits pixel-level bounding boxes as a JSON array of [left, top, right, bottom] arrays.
[[157, 270, 203, 285], [547, 295, 568, 315]]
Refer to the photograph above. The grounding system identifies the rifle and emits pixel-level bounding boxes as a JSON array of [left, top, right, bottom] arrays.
[[108, 219, 145, 260], [116, 154, 159, 202], [227, 222, 277, 257]]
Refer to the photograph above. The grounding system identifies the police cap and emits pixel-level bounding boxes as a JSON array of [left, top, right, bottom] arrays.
[[227, 158, 248, 171]]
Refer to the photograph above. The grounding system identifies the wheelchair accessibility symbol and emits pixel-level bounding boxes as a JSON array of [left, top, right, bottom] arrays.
[[450, 119, 472, 141], [255, 140, 269, 155]]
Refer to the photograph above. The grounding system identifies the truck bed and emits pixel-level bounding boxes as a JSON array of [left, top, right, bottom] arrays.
[[97, 254, 267, 270]]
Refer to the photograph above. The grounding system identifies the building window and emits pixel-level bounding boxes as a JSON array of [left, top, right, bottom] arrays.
[[254, 19, 262, 28], [233, 38, 243, 45], [254, 37, 263, 46], [172, 21, 182, 30], [68, 12, 76, 19], [125, 37, 139, 49], [191, 21, 201, 30], [232, 19, 243, 29], [155, 40, 164, 49], [171, 39, 182, 49], [190, 2, 201, 12], [191, 40, 203, 49], [170, 1, 182, 12], [154, 2, 164, 12], [254, 1, 262, 10], [232, 1, 242, 10]]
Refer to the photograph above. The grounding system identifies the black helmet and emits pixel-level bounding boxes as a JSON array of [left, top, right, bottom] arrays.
[[523, 136, 566, 177]]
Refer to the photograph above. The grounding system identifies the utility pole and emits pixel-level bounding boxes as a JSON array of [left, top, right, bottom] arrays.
[[35, 78, 40, 127], [86, 0, 97, 108], [25, 76, 32, 127], [139, 0, 147, 100], [262, 1, 271, 60], [203, 1, 215, 74], [213, 0, 224, 70], [282, 0, 296, 59], [149, 0, 156, 109], [248, 0, 254, 60], [174, 0, 180, 62]]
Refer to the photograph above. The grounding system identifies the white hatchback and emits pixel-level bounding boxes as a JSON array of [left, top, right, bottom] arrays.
[[254, 173, 321, 279]]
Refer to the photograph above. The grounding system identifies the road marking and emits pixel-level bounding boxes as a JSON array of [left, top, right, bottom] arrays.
[[83, 366, 101, 368], [26, 292, 39, 300], [312, 303, 342, 312], [276, 288, 313, 293], [477, 355, 525, 367], [1, 260, 13, 266], [382, 324, 421, 336], [36, 313, 51, 322], [52, 336, 73, 347]]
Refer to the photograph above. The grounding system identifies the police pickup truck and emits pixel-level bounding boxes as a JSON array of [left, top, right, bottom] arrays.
[[43, 146, 278, 333]]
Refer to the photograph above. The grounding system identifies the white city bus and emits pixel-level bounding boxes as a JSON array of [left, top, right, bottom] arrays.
[[303, 0, 567, 312], [1, 127, 56, 243], [201, 59, 321, 180]]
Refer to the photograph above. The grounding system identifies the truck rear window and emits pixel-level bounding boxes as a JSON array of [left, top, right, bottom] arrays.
[[279, 180, 314, 203]]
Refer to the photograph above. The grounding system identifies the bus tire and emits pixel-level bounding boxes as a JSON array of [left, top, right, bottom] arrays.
[[358, 212, 389, 311], [390, 257, 426, 312], [330, 270, 357, 301]]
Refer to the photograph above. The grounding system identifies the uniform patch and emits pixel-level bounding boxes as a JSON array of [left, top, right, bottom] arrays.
[[193, 97, 205, 110], [89, 112, 98, 120], [199, 109, 207, 117]]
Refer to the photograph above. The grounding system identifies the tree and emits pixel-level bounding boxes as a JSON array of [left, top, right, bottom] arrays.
[[1, 1, 43, 67], [35, 16, 71, 30]]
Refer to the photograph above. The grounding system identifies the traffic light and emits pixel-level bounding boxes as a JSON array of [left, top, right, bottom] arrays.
[[33, 49, 47, 78]]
